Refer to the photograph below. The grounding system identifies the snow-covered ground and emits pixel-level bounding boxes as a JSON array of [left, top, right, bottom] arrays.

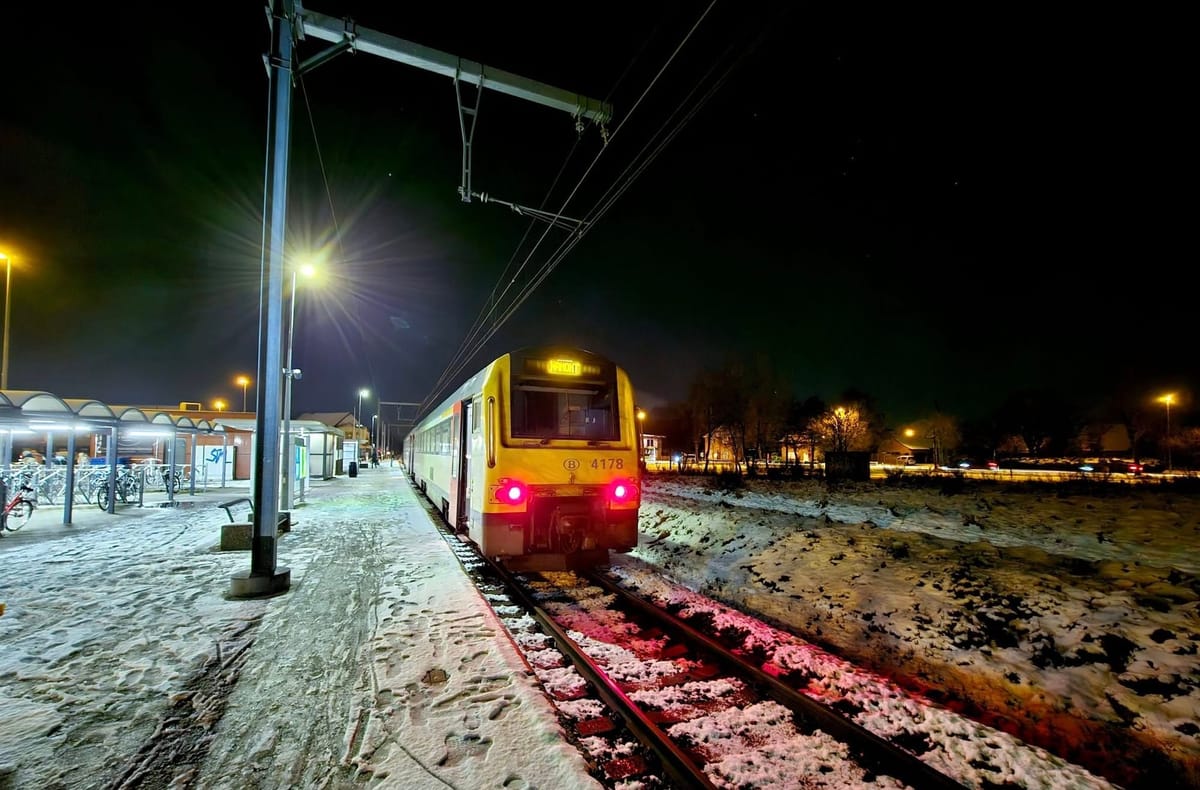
[[0, 469, 597, 789], [631, 473, 1200, 789], [0, 468, 1194, 789]]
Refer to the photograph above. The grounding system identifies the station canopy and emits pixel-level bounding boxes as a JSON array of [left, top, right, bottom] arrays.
[[0, 389, 221, 439]]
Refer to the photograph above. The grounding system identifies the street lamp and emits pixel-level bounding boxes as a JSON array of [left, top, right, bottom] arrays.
[[636, 408, 646, 468], [214, 399, 227, 412], [1158, 393, 1175, 473], [356, 388, 370, 441], [281, 261, 317, 511], [236, 375, 251, 412], [1, 251, 13, 390]]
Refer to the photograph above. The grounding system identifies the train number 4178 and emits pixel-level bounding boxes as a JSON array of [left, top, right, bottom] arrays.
[[591, 458, 624, 469]]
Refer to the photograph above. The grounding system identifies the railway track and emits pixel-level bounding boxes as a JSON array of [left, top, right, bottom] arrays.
[[580, 567, 969, 788], [434, 522, 972, 788]]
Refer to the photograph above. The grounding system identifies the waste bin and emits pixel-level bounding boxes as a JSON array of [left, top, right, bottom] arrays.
[[348, 461, 358, 478]]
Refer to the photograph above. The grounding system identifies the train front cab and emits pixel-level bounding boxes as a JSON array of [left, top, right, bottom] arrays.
[[459, 349, 640, 572]]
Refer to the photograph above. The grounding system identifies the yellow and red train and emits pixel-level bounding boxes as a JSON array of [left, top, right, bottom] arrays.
[[404, 346, 641, 571]]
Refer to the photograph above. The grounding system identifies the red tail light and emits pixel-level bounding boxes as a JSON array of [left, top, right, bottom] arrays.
[[607, 478, 638, 505], [494, 478, 528, 505]]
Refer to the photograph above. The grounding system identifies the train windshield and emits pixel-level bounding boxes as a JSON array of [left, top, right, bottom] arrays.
[[510, 381, 620, 441]]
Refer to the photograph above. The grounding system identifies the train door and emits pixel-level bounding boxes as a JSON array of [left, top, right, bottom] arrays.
[[456, 399, 473, 531], [446, 399, 470, 532]]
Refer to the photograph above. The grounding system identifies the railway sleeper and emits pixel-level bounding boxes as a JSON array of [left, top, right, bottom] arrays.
[[602, 754, 648, 781], [574, 717, 617, 737]]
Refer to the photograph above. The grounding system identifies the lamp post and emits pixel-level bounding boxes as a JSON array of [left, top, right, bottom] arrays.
[[1, 252, 12, 390], [214, 399, 226, 412], [236, 375, 251, 412], [281, 262, 316, 512], [636, 408, 646, 469], [356, 388, 370, 444], [372, 414, 378, 460], [1159, 393, 1175, 473]]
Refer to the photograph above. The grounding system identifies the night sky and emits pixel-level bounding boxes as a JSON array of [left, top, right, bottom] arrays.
[[1, 3, 1189, 426]]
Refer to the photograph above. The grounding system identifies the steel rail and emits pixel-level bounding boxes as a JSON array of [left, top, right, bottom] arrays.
[[490, 561, 717, 790], [582, 569, 968, 790], [419, 510, 709, 788]]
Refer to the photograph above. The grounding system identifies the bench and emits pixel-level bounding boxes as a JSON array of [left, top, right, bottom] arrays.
[[218, 497, 255, 523], [217, 497, 293, 530], [217, 498, 293, 552]]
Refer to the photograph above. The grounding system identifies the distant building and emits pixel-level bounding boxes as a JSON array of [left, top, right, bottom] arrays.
[[699, 427, 739, 469], [641, 433, 665, 464], [876, 437, 933, 465], [777, 434, 818, 465]]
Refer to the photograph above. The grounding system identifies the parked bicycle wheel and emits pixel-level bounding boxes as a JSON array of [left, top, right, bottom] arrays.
[[95, 482, 110, 510], [120, 475, 142, 502], [5, 500, 33, 530]]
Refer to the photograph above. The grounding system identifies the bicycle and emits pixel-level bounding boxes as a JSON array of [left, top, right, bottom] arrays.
[[138, 462, 182, 494], [74, 466, 106, 504], [3, 482, 37, 531], [94, 467, 143, 510]]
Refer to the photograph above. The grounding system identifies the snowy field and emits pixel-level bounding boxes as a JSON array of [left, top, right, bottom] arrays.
[[633, 472, 1200, 789]]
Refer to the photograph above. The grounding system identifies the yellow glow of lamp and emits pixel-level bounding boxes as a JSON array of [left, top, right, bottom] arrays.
[[214, 399, 227, 412], [1159, 393, 1175, 472], [236, 375, 251, 411]]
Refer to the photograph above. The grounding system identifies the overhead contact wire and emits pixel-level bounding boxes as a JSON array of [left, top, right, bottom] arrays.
[[418, 2, 722, 413]]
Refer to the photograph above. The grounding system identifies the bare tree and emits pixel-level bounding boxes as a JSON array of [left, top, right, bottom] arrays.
[[909, 412, 960, 466], [836, 388, 886, 451], [1173, 426, 1200, 470], [688, 365, 743, 472], [688, 372, 717, 472], [775, 395, 825, 470], [817, 405, 868, 453], [743, 355, 789, 473], [995, 389, 1078, 458]]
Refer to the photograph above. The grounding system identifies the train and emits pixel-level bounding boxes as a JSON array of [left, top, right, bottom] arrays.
[[403, 346, 642, 571]]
